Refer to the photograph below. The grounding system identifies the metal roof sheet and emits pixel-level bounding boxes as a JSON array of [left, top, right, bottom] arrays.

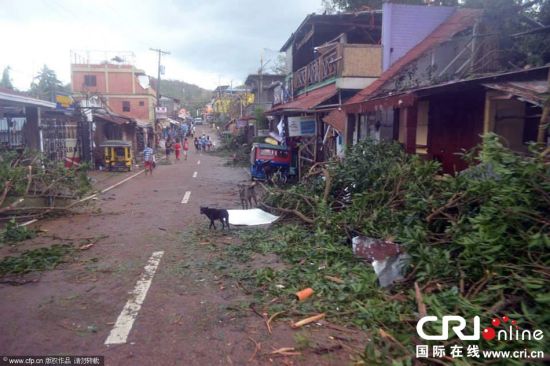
[[483, 80, 549, 106], [0, 89, 56, 109], [322, 110, 346, 132], [267, 84, 338, 114], [253, 143, 288, 150], [100, 140, 132, 147]]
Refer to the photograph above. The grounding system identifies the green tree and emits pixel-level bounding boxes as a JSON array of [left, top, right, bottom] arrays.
[[269, 54, 288, 75], [254, 106, 269, 129], [476, 0, 550, 68], [29, 65, 64, 102], [0, 66, 14, 90], [321, 0, 457, 11]]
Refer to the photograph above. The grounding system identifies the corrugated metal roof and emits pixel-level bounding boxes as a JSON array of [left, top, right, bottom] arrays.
[[0, 89, 56, 109], [483, 80, 549, 106], [344, 8, 482, 112], [267, 84, 338, 114], [280, 11, 383, 52], [94, 113, 134, 125]]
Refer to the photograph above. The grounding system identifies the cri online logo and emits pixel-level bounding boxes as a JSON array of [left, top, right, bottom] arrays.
[[417, 315, 544, 341]]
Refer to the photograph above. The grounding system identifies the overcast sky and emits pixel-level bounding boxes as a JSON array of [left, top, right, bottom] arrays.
[[0, 0, 322, 91]]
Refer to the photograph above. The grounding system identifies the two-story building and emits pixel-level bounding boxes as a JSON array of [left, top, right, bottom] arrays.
[[244, 73, 285, 135], [341, 4, 548, 173], [70, 51, 156, 155], [267, 4, 460, 172]]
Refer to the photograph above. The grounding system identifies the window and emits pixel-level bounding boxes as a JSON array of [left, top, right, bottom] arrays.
[[139, 100, 145, 106], [84, 75, 96, 87], [122, 101, 131, 112]]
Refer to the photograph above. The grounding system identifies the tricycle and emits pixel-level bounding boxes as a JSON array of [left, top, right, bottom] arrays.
[[100, 140, 133, 172], [250, 143, 296, 184]]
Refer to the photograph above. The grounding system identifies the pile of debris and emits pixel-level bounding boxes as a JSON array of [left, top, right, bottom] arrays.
[[259, 134, 549, 363], [0, 149, 91, 221]]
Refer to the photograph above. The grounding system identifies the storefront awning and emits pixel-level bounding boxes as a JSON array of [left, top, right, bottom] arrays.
[[94, 113, 134, 125], [267, 84, 338, 114], [136, 119, 152, 128], [0, 89, 56, 110]]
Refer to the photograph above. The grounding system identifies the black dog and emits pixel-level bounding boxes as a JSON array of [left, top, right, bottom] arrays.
[[200, 206, 230, 230]]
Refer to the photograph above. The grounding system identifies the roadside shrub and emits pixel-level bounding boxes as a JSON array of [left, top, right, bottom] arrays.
[[258, 134, 549, 364]]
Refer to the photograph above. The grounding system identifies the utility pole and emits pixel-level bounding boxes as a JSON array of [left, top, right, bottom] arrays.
[[149, 47, 170, 147]]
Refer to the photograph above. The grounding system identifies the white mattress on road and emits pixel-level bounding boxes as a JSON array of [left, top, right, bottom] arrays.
[[227, 208, 279, 226]]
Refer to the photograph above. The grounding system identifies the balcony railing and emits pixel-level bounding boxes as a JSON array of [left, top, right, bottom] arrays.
[[293, 44, 342, 91], [292, 43, 382, 93]]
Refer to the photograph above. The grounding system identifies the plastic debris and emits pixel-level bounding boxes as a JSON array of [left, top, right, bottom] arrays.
[[295, 287, 314, 301], [352, 236, 410, 287], [227, 208, 279, 226]]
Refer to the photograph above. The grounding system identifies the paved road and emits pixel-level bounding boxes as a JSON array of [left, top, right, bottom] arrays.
[[0, 126, 261, 365]]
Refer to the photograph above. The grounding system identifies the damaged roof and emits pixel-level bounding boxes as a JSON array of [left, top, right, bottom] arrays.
[[483, 80, 549, 106], [267, 84, 337, 114], [280, 10, 383, 52], [344, 8, 482, 112], [0, 88, 56, 109]]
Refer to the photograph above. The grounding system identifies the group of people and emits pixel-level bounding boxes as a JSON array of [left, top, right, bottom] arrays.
[[164, 137, 190, 161], [193, 134, 212, 151], [142, 126, 218, 176], [142, 137, 191, 176]]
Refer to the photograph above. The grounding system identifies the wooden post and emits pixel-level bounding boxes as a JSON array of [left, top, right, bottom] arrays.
[[483, 91, 497, 134], [405, 106, 418, 154], [537, 69, 550, 144]]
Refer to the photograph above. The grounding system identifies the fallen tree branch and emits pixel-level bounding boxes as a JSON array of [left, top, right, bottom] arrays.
[[266, 311, 285, 334], [0, 180, 13, 208], [414, 282, 427, 318], [259, 202, 314, 224], [247, 337, 261, 363]]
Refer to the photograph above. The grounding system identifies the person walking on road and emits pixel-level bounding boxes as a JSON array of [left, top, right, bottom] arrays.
[[194, 137, 199, 151], [174, 139, 182, 161], [143, 143, 154, 176], [183, 138, 190, 160], [165, 138, 172, 160], [200, 134, 207, 151]]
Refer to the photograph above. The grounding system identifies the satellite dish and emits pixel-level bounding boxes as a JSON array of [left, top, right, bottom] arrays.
[[137, 75, 150, 89]]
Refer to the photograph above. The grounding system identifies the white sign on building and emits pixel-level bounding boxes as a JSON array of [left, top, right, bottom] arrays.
[[288, 116, 316, 137]]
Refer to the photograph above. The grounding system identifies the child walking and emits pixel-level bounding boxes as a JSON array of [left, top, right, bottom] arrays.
[[174, 139, 182, 160], [183, 138, 189, 160]]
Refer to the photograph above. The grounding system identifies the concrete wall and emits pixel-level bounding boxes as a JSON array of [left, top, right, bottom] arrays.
[[72, 63, 155, 122], [382, 3, 455, 70], [106, 97, 150, 121]]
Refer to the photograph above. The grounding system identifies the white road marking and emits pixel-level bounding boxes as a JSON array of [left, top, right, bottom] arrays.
[[192, 171, 198, 178], [181, 191, 191, 204], [105, 251, 164, 345], [101, 170, 145, 193], [197, 160, 200, 165]]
